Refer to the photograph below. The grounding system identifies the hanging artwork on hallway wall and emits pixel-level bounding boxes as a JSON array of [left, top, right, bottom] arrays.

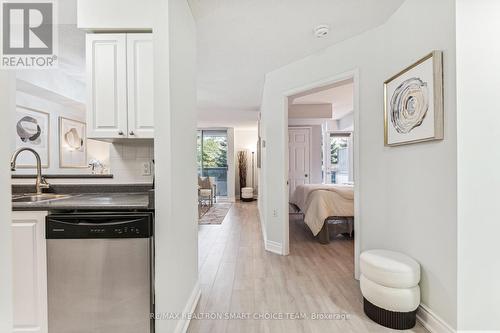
[[13, 106, 50, 168], [59, 117, 87, 168], [384, 51, 444, 146]]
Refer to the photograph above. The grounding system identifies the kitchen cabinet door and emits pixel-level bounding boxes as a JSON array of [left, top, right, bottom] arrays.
[[127, 34, 154, 138], [86, 34, 128, 139], [12, 211, 48, 333]]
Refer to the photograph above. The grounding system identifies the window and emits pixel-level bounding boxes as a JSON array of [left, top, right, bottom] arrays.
[[325, 132, 351, 184], [197, 130, 228, 196]]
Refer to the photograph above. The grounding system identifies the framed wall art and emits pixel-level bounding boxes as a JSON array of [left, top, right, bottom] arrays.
[[14, 106, 50, 167], [384, 51, 444, 146], [59, 117, 87, 168]]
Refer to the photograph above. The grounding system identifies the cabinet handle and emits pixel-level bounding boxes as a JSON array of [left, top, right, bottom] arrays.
[[118, 130, 124, 136], [129, 131, 135, 136]]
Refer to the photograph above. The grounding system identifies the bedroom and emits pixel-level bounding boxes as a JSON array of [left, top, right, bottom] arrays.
[[288, 78, 356, 249]]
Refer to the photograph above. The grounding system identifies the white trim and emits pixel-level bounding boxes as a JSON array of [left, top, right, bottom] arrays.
[[417, 304, 456, 333], [259, 206, 266, 243], [352, 69, 361, 279], [174, 281, 201, 333], [260, 215, 284, 255], [282, 69, 361, 278], [265, 239, 283, 255]]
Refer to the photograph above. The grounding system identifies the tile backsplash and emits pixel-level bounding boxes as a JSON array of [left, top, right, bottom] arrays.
[[109, 141, 154, 183]]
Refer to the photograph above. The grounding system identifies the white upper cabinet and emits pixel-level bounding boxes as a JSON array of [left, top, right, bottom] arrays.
[[127, 34, 154, 138], [86, 33, 154, 140], [86, 34, 128, 139]]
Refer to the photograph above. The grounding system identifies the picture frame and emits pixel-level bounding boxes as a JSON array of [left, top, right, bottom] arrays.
[[13, 106, 50, 168], [59, 117, 87, 168], [384, 50, 444, 146]]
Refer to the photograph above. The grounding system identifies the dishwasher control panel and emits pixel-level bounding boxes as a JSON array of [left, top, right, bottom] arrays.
[[46, 213, 153, 239]]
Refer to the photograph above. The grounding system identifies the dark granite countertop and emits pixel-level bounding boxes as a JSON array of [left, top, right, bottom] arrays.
[[12, 184, 154, 211]]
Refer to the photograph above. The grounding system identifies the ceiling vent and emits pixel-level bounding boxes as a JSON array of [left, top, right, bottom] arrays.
[[314, 25, 330, 38]]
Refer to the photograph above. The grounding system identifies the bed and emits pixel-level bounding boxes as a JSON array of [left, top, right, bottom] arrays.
[[290, 184, 354, 244]]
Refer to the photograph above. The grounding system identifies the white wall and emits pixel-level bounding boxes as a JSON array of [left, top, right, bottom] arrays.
[[77, 0, 153, 30], [0, 71, 14, 333], [154, 1, 199, 333], [234, 128, 259, 197], [260, 0, 457, 328], [337, 112, 354, 131], [17, 70, 85, 104], [456, 1, 500, 330]]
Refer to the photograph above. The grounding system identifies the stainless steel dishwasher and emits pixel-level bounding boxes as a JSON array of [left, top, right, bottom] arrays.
[[46, 212, 154, 333]]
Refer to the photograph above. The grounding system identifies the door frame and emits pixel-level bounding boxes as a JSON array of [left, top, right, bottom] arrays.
[[283, 69, 361, 279], [288, 126, 312, 196]]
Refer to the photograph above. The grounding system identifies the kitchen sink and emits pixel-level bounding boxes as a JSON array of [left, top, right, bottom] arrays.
[[12, 194, 72, 203]]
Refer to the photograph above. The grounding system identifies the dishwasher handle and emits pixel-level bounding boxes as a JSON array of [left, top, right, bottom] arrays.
[[46, 214, 152, 239]]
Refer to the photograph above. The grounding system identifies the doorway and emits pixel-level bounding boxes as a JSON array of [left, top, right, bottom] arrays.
[[284, 70, 360, 277]]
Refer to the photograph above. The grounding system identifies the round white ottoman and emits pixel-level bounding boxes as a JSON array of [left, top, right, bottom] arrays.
[[241, 187, 254, 202], [360, 249, 420, 330]]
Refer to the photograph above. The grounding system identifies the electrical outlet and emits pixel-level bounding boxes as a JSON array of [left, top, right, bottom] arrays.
[[142, 162, 152, 176], [273, 209, 278, 217]]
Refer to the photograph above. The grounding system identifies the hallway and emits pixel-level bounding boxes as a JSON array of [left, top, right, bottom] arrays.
[[188, 202, 427, 332]]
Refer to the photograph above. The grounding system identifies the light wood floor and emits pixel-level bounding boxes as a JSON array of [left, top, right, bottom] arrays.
[[188, 202, 428, 333]]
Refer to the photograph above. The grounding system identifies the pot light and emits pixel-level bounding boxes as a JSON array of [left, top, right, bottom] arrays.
[[314, 25, 330, 38]]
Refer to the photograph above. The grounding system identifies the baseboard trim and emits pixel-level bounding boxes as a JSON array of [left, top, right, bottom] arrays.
[[259, 213, 283, 255], [265, 239, 283, 255], [417, 303, 455, 333], [174, 281, 201, 333]]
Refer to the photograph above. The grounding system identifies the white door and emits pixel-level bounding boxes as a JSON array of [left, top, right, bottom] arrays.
[[288, 128, 311, 197], [86, 34, 128, 139], [12, 211, 48, 333], [127, 34, 154, 138]]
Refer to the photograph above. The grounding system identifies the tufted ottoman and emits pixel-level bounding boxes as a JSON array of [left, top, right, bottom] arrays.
[[360, 249, 421, 330]]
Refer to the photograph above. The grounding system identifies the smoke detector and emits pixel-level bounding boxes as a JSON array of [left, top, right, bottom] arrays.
[[314, 25, 330, 38]]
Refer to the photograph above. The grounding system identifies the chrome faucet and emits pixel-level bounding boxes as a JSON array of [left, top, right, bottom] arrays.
[[10, 147, 50, 195]]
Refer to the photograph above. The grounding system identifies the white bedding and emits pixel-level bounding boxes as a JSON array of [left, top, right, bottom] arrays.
[[291, 184, 354, 236]]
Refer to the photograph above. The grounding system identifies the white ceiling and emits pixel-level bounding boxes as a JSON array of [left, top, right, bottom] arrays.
[[189, 0, 404, 124], [291, 78, 354, 120]]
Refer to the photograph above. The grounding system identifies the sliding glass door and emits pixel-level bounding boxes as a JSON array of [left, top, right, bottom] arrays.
[[197, 130, 228, 196]]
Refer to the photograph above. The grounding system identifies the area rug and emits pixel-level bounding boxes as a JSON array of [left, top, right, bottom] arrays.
[[199, 203, 232, 225]]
